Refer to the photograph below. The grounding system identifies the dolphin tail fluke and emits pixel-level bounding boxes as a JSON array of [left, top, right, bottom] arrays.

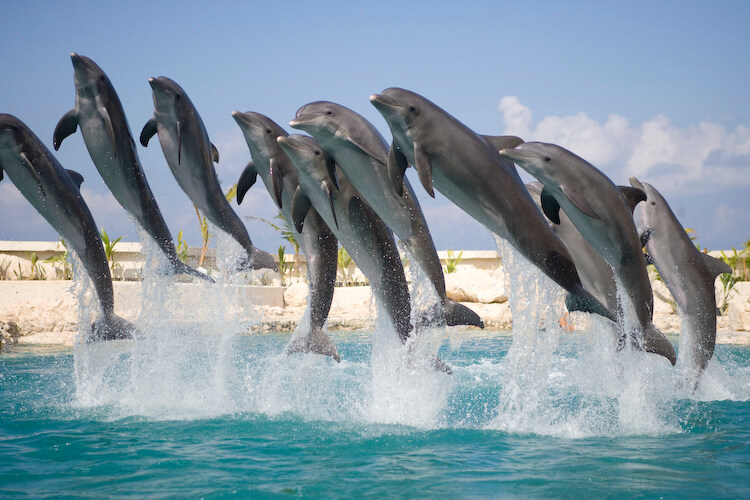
[[565, 290, 617, 323], [642, 323, 676, 366], [242, 248, 279, 272], [169, 259, 214, 283], [286, 330, 341, 362], [444, 299, 484, 328], [90, 313, 139, 342]]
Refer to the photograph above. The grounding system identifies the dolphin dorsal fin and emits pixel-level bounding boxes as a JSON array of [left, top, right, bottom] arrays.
[[291, 186, 312, 233], [413, 141, 434, 198], [236, 161, 258, 205], [269, 157, 284, 208], [561, 184, 600, 219], [387, 142, 408, 197], [140, 116, 158, 147], [619, 186, 647, 214], [53, 109, 79, 150], [210, 142, 219, 163], [540, 186, 561, 225], [66, 169, 84, 190], [701, 253, 733, 279], [481, 135, 524, 152]]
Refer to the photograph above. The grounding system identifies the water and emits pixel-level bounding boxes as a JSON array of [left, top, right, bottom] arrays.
[[1, 239, 749, 497]]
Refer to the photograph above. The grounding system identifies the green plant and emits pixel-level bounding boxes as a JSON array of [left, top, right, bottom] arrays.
[[100, 228, 124, 278], [194, 205, 212, 267], [44, 239, 72, 280], [277, 245, 292, 286], [444, 249, 463, 274], [27, 252, 46, 280], [175, 230, 189, 264], [718, 245, 750, 314], [0, 259, 10, 280], [247, 211, 302, 279], [337, 246, 353, 286], [12, 262, 24, 280]]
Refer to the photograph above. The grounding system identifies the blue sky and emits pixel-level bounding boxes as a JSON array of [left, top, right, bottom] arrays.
[[2, 1, 749, 253]]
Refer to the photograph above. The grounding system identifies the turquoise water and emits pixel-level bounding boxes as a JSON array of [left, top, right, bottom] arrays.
[[1, 330, 749, 498]]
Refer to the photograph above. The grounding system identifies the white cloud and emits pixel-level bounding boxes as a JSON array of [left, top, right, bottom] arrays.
[[497, 96, 750, 193]]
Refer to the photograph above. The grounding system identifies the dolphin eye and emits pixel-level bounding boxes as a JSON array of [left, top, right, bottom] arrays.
[[99, 75, 105, 81], [544, 156, 551, 162], [314, 151, 320, 155], [266, 128, 272, 134], [651, 201, 656, 206], [326, 111, 332, 115], [409, 106, 416, 112]]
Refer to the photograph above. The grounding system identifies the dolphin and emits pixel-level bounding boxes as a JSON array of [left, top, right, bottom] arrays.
[[140, 76, 277, 272], [499, 142, 676, 365], [0, 114, 136, 341], [631, 177, 731, 384], [369, 87, 615, 324], [277, 134, 413, 341], [232, 111, 339, 362], [289, 101, 483, 329], [53, 53, 210, 282]]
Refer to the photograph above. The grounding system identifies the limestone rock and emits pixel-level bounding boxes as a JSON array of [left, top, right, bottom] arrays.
[[283, 282, 309, 308], [445, 267, 506, 304]]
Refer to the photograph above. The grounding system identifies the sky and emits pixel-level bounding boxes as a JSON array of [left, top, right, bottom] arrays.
[[1, 1, 749, 254]]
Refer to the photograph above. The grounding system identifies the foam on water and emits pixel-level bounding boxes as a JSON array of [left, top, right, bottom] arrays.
[[68, 226, 748, 433]]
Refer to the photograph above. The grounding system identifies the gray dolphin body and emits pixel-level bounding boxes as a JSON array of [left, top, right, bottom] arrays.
[[140, 77, 277, 272], [232, 111, 339, 361], [289, 102, 483, 329], [369, 88, 614, 323], [0, 114, 136, 341], [500, 142, 675, 365], [526, 181, 629, 315], [631, 177, 731, 383], [53, 54, 209, 282], [277, 134, 413, 342]]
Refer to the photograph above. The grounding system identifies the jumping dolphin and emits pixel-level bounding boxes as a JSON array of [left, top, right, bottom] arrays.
[[0, 114, 136, 341], [526, 182, 619, 315], [278, 135, 411, 338], [232, 111, 339, 362], [499, 142, 676, 365], [631, 177, 731, 383], [53, 53, 210, 282], [289, 101, 483, 329], [140, 76, 277, 272], [369, 87, 615, 324]]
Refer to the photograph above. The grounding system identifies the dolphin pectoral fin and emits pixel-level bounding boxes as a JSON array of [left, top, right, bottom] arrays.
[[176, 120, 182, 165], [53, 109, 79, 150], [291, 186, 312, 233], [345, 135, 387, 166], [481, 134, 524, 151], [269, 158, 284, 208], [0, 166, 3, 182], [140, 117, 158, 147], [639, 229, 653, 247], [561, 184, 601, 220], [236, 161, 258, 205], [326, 157, 339, 190], [642, 323, 676, 366], [287, 331, 341, 362], [210, 142, 220, 163], [540, 187, 561, 224], [564, 290, 616, 323], [445, 299, 484, 328], [324, 182, 339, 230], [387, 142, 408, 197], [99, 106, 117, 159], [19, 152, 46, 199], [619, 186, 647, 214], [65, 169, 84, 190], [413, 141, 434, 197], [701, 253, 733, 279]]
